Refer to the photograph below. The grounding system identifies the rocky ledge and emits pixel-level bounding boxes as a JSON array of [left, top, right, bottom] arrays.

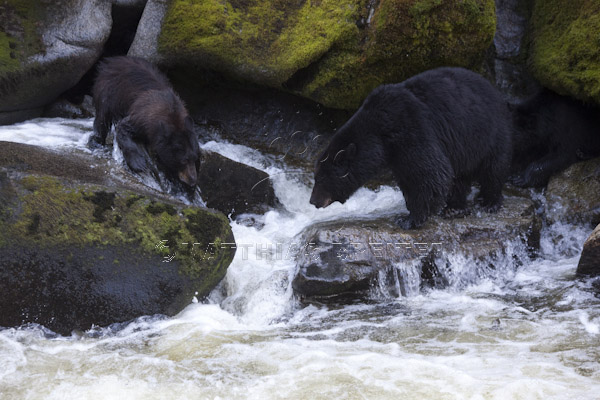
[[0, 141, 235, 335]]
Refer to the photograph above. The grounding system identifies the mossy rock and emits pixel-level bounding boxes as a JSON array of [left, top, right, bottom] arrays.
[[528, 0, 600, 105], [0, 143, 235, 335], [159, 0, 496, 109]]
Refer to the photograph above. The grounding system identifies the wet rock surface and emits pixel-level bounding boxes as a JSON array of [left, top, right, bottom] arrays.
[[545, 158, 600, 226], [293, 194, 541, 301], [0, 142, 235, 335], [578, 223, 600, 276]]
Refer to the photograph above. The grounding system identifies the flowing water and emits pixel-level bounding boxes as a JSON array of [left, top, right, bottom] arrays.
[[0, 118, 599, 399]]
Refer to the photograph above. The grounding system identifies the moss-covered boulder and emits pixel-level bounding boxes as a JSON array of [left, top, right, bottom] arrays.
[[528, 0, 600, 105], [159, 0, 496, 109], [0, 0, 111, 124], [0, 142, 235, 335]]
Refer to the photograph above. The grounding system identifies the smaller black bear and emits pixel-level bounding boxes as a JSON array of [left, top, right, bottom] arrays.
[[310, 67, 512, 229], [510, 89, 600, 187], [90, 56, 199, 186]]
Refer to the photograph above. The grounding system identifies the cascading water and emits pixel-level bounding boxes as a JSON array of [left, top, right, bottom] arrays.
[[0, 118, 599, 399]]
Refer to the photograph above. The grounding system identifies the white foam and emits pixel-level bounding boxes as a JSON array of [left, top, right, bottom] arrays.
[[0, 117, 94, 149]]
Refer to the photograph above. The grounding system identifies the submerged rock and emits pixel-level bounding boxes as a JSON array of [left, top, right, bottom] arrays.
[[0, 142, 235, 335], [577, 224, 600, 276], [159, 0, 496, 110], [293, 193, 540, 301], [545, 157, 600, 226]]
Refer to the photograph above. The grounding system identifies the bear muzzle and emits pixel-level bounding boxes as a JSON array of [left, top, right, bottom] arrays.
[[309, 190, 332, 208], [178, 163, 198, 186]]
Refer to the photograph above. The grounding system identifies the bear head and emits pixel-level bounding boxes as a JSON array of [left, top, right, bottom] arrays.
[[310, 139, 358, 208], [131, 90, 200, 187], [152, 115, 200, 187]]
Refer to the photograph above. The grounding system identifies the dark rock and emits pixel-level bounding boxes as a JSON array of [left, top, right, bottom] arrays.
[[545, 158, 600, 226], [0, 142, 235, 335], [578, 224, 600, 276], [197, 150, 278, 217], [491, 0, 537, 99], [43, 96, 95, 119], [293, 194, 541, 301], [172, 77, 351, 167]]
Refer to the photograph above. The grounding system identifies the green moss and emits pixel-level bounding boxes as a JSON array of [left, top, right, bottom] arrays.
[[3, 175, 234, 294], [160, 0, 359, 87], [160, 0, 495, 109], [0, 0, 45, 75], [529, 0, 600, 104]]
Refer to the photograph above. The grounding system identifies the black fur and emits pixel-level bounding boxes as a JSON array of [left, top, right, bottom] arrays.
[[90, 56, 199, 186], [310, 67, 512, 229], [510, 89, 600, 188]]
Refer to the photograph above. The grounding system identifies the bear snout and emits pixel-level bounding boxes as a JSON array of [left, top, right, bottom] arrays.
[[178, 163, 198, 186], [310, 190, 332, 208]]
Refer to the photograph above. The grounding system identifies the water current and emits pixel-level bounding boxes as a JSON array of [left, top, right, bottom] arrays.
[[0, 118, 598, 399]]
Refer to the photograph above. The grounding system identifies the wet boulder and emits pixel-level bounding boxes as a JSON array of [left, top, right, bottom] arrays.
[[577, 223, 600, 276], [0, 142, 235, 335], [545, 158, 600, 226], [0, 1, 112, 125], [293, 193, 541, 301], [197, 149, 278, 218], [159, 0, 496, 110]]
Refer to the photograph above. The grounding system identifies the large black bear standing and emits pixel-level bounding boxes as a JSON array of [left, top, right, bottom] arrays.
[[90, 56, 199, 186], [310, 67, 512, 229], [510, 89, 600, 188]]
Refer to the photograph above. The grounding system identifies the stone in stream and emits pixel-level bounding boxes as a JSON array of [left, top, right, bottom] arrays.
[[577, 223, 600, 276], [293, 192, 541, 301], [0, 141, 235, 335]]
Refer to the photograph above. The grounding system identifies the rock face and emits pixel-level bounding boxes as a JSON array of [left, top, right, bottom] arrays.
[[528, 0, 600, 105], [127, 0, 168, 63], [293, 194, 541, 301], [159, 0, 496, 109], [492, 0, 537, 99], [0, 0, 112, 124], [577, 224, 600, 276], [545, 158, 600, 226], [197, 150, 278, 217], [0, 142, 235, 335]]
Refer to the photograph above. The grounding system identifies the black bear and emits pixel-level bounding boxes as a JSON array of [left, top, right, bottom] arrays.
[[510, 89, 600, 187], [310, 67, 512, 229], [90, 56, 199, 186]]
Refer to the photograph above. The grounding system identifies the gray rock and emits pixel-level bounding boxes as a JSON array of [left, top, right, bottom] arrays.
[[0, 1, 111, 124], [293, 193, 541, 301], [127, 0, 168, 64]]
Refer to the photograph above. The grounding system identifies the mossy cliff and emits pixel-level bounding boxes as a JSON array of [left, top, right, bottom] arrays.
[[528, 0, 600, 105], [159, 0, 496, 109], [0, 142, 235, 335]]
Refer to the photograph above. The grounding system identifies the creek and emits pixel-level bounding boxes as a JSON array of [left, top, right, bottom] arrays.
[[0, 118, 599, 399]]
